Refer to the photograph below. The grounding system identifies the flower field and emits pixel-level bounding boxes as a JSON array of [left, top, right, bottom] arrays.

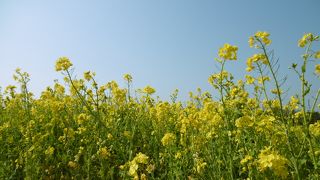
[[1, 32, 320, 179]]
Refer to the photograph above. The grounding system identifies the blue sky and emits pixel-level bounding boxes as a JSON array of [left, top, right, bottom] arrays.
[[0, 0, 319, 101]]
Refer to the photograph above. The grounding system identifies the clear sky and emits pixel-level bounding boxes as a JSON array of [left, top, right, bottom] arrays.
[[0, 0, 319, 101]]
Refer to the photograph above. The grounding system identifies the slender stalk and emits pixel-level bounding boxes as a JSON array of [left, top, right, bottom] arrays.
[[258, 39, 284, 122], [219, 59, 226, 106]]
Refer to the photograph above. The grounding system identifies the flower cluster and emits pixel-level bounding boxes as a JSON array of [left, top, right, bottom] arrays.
[[257, 147, 289, 178], [218, 43, 238, 60], [298, 33, 319, 47], [55, 57, 73, 71], [249, 31, 272, 48], [246, 54, 268, 71]]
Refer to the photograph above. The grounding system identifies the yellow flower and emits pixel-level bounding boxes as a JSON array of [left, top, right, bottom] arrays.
[[271, 88, 282, 94], [134, 152, 149, 164], [254, 31, 272, 46], [235, 116, 254, 128], [146, 164, 155, 173], [245, 75, 255, 84], [45, 146, 55, 156], [257, 147, 288, 178], [143, 85, 156, 95], [309, 121, 320, 137], [128, 161, 139, 176], [298, 33, 318, 47], [257, 76, 270, 84], [218, 43, 238, 60], [83, 71, 92, 81], [97, 147, 110, 159], [55, 57, 73, 71], [77, 113, 89, 124], [240, 155, 253, 165], [248, 36, 255, 47], [123, 74, 133, 83], [140, 174, 147, 180], [68, 161, 78, 169], [315, 51, 320, 59], [161, 133, 176, 146], [315, 64, 320, 75]]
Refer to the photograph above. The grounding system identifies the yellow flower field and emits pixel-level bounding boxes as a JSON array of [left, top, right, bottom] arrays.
[[0, 32, 320, 179]]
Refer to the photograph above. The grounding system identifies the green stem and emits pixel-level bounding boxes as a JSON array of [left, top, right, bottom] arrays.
[[256, 62, 271, 109], [219, 59, 226, 106], [300, 42, 317, 169], [259, 40, 284, 122]]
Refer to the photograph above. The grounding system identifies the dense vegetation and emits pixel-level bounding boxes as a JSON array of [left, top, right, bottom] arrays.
[[0, 32, 320, 179]]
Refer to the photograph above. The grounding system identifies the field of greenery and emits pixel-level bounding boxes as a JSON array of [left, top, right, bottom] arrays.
[[1, 32, 320, 179]]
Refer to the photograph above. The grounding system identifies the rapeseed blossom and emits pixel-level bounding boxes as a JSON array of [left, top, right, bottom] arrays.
[[315, 51, 320, 59], [161, 133, 176, 146], [315, 64, 320, 75], [123, 74, 133, 83], [83, 71, 93, 81], [218, 43, 238, 60], [257, 147, 288, 178], [309, 121, 320, 137], [255, 31, 272, 46], [249, 31, 271, 48], [298, 33, 318, 47], [143, 85, 156, 95], [245, 75, 255, 84], [55, 57, 73, 71]]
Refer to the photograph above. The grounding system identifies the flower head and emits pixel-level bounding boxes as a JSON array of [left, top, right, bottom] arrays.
[[83, 71, 93, 81], [143, 85, 156, 95], [315, 51, 320, 59], [249, 31, 272, 48], [161, 133, 176, 146], [298, 33, 319, 47], [218, 43, 238, 60], [255, 31, 271, 45], [257, 147, 288, 178], [55, 57, 73, 71], [315, 64, 320, 75], [123, 74, 133, 83]]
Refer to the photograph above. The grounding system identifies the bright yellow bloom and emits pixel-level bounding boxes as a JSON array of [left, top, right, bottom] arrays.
[[143, 85, 156, 95], [55, 57, 73, 71], [298, 33, 319, 47], [128, 161, 139, 176], [245, 75, 255, 84], [218, 43, 238, 60], [161, 133, 176, 146], [254, 31, 272, 46], [315, 51, 320, 59], [257, 147, 288, 178], [235, 116, 254, 128], [248, 36, 255, 47], [83, 71, 92, 81], [315, 64, 320, 75], [123, 74, 133, 83], [247, 54, 268, 65], [134, 152, 149, 164], [309, 121, 320, 137]]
